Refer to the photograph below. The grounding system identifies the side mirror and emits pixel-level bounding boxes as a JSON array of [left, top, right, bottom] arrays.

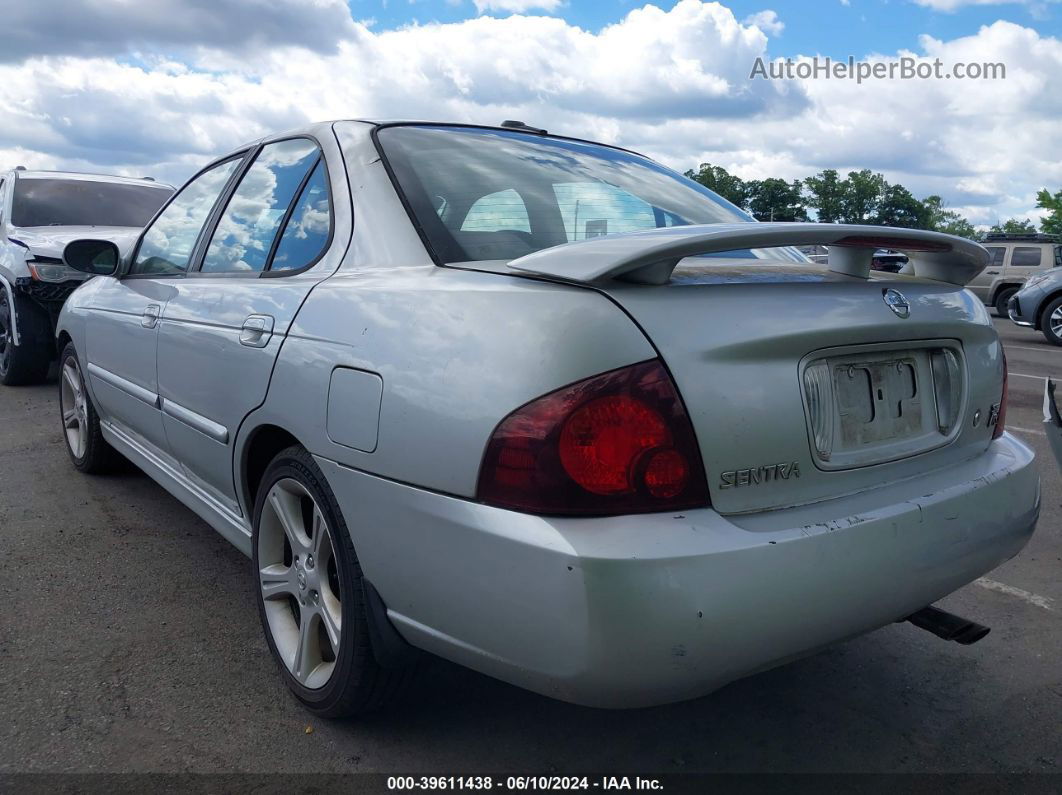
[[63, 239, 120, 276]]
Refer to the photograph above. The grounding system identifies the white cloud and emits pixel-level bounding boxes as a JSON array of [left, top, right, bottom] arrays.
[[1, 0, 357, 62], [0, 1, 1059, 225], [743, 10, 784, 36], [472, 0, 564, 13], [911, 0, 1056, 12]]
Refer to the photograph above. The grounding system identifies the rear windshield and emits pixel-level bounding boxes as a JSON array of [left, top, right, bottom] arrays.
[[12, 178, 172, 228], [377, 125, 804, 265]]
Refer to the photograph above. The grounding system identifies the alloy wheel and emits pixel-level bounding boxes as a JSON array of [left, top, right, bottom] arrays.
[[59, 357, 88, 459], [1050, 306, 1062, 338], [258, 478, 343, 690]]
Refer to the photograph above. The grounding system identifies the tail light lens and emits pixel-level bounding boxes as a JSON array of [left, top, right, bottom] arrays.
[[477, 360, 710, 515], [803, 361, 835, 460], [992, 350, 1008, 440], [931, 348, 963, 435]]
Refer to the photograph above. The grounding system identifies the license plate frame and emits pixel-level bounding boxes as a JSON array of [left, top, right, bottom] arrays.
[[800, 340, 965, 471]]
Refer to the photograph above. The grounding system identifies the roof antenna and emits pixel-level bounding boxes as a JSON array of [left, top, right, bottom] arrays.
[[500, 120, 547, 135]]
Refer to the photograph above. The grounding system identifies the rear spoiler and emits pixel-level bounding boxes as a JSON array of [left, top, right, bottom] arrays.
[[507, 223, 988, 286]]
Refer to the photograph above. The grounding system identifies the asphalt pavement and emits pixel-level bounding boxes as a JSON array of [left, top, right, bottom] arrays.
[[0, 317, 1058, 775]]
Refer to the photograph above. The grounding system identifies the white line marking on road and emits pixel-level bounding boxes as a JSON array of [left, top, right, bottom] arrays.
[[1009, 425, 1046, 436], [1005, 344, 1058, 353], [975, 578, 1055, 611], [1009, 372, 1051, 381]]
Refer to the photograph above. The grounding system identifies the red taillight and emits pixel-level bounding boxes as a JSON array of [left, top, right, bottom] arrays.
[[477, 360, 710, 515], [993, 350, 1008, 440]]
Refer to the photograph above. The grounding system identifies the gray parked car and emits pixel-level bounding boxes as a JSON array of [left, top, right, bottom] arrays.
[[1007, 268, 1062, 345], [56, 121, 1037, 716], [0, 169, 173, 384]]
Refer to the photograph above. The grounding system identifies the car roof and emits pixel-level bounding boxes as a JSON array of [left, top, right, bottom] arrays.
[[9, 169, 174, 190], [232, 119, 650, 161]]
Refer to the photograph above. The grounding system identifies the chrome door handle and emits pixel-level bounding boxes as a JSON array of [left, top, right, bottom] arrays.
[[240, 314, 274, 348], [986, 270, 1000, 275], [142, 304, 161, 329]]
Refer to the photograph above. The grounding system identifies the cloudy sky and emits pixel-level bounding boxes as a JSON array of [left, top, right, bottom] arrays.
[[3, 0, 1061, 227]]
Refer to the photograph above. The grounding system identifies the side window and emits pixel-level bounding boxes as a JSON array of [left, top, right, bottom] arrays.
[[1010, 246, 1043, 268], [201, 139, 320, 274], [0, 178, 5, 225], [553, 182, 656, 242], [984, 247, 1005, 268], [1055, 246, 1062, 268], [270, 160, 332, 272], [132, 158, 241, 276], [460, 189, 530, 234]]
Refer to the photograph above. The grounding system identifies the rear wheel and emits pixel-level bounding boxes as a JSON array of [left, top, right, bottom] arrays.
[[252, 445, 414, 716], [0, 289, 50, 385], [995, 287, 1018, 318], [58, 342, 123, 473], [1040, 295, 1062, 347]]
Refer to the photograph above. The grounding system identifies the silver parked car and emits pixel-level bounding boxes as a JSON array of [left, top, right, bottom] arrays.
[[0, 169, 173, 384], [56, 121, 1038, 716]]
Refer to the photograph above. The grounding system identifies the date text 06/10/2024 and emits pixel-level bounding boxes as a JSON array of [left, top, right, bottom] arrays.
[[386, 777, 664, 791]]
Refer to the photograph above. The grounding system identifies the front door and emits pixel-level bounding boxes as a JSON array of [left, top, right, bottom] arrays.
[[84, 156, 243, 461], [156, 138, 335, 516], [968, 244, 1006, 303]]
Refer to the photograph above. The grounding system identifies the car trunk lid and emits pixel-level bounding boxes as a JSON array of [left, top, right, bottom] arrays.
[[498, 223, 1003, 514], [600, 263, 1002, 513]]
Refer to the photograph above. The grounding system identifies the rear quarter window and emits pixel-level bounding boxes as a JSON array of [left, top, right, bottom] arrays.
[[1010, 247, 1043, 268]]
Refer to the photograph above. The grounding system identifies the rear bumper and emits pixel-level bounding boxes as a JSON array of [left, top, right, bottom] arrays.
[[316, 434, 1038, 708]]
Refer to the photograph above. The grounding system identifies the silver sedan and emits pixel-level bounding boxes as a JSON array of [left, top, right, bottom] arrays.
[[56, 120, 1038, 715]]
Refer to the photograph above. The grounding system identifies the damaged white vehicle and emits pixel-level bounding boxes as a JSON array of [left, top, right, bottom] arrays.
[[0, 169, 172, 384], [56, 121, 1038, 715]]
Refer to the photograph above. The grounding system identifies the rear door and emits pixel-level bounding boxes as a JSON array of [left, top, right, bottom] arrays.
[[968, 244, 1005, 303], [1005, 244, 1047, 283], [155, 137, 337, 516], [83, 157, 243, 462]]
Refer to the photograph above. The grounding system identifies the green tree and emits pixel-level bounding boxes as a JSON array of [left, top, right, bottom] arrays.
[[921, 194, 978, 238], [987, 218, 1038, 236], [684, 163, 748, 209], [839, 169, 886, 223], [803, 169, 845, 223], [873, 184, 931, 229], [745, 178, 808, 222], [1036, 188, 1062, 236]]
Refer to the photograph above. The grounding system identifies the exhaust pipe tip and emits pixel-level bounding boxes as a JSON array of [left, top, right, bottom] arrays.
[[951, 622, 991, 646], [905, 605, 991, 645]]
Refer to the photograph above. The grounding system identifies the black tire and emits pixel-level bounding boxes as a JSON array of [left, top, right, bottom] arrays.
[[252, 445, 416, 717], [1040, 295, 1062, 347], [58, 342, 123, 473], [995, 287, 1018, 318], [0, 288, 51, 385]]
